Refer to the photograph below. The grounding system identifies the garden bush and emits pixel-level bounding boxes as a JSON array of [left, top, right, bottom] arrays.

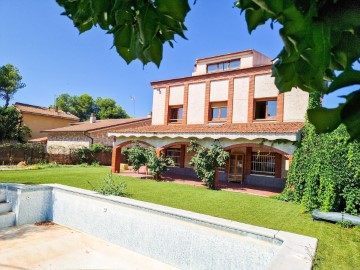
[[188, 140, 229, 189]]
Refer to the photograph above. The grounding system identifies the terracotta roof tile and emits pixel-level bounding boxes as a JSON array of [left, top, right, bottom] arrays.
[[15, 102, 79, 121], [43, 118, 151, 133], [115, 122, 305, 134], [28, 137, 48, 143]]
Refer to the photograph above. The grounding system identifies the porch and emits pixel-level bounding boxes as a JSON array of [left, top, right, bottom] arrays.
[[117, 166, 282, 197]]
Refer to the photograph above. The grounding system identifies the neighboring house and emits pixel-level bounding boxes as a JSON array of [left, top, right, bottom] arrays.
[[43, 115, 151, 154], [15, 102, 79, 140], [110, 50, 309, 189]]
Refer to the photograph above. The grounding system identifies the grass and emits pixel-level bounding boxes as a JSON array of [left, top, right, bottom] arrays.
[[1, 166, 359, 269]]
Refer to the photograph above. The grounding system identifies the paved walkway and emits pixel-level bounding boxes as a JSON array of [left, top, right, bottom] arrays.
[[118, 168, 282, 197]]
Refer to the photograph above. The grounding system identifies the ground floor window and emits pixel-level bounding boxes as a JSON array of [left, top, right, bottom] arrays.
[[251, 152, 275, 176], [166, 148, 181, 167]]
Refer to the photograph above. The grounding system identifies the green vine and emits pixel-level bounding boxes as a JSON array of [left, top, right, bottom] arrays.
[[281, 93, 360, 215]]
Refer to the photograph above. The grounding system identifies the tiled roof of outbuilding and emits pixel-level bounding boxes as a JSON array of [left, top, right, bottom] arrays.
[[14, 102, 79, 121], [42, 118, 151, 133]]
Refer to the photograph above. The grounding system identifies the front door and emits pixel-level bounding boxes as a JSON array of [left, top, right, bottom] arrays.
[[228, 154, 244, 183]]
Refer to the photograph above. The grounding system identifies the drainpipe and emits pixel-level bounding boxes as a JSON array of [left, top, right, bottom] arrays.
[[83, 132, 94, 146]]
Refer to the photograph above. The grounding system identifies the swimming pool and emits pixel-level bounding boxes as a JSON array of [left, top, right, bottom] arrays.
[[0, 184, 317, 269]]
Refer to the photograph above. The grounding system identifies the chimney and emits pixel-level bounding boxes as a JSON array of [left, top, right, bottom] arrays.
[[90, 113, 96, 123], [147, 111, 152, 118]]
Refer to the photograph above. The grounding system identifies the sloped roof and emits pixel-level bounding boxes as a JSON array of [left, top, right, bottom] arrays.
[[43, 118, 151, 133], [15, 102, 79, 121], [112, 122, 305, 134]]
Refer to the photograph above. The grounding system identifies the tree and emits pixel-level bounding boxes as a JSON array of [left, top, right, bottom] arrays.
[[187, 140, 229, 189], [145, 147, 174, 180], [122, 142, 174, 179], [0, 64, 26, 108], [56, 0, 189, 67], [0, 106, 31, 143], [122, 142, 148, 172], [95, 97, 129, 119], [57, 0, 360, 140], [234, 0, 360, 141], [55, 93, 129, 121]]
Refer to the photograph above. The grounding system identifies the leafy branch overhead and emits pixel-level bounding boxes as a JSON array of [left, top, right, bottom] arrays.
[[56, 0, 190, 67], [234, 0, 360, 140]]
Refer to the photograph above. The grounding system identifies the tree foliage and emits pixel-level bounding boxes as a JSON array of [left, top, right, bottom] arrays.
[[145, 147, 174, 180], [57, 1, 360, 139], [188, 140, 229, 189], [0, 106, 31, 143], [283, 93, 360, 215], [122, 142, 148, 172], [0, 64, 26, 108], [75, 143, 111, 164], [56, 0, 190, 67], [55, 93, 129, 121], [122, 141, 174, 179], [235, 0, 360, 140]]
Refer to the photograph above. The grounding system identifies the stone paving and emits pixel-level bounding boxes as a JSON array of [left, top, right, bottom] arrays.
[[118, 167, 282, 197]]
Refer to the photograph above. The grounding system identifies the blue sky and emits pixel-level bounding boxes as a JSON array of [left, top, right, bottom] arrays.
[[0, 0, 349, 117]]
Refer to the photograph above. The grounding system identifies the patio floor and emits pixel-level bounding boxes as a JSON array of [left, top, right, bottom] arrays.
[[118, 167, 282, 197]]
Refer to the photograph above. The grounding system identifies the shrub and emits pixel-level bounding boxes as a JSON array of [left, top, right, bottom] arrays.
[[188, 140, 229, 189], [145, 148, 174, 180], [122, 142, 148, 172], [93, 173, 127, 196], [75, 143, 110, 164]]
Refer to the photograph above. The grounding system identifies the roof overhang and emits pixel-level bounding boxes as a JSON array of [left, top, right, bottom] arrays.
[[108, 132, 299, 142]]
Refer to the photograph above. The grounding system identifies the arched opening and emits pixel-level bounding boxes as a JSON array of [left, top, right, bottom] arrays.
[[111, 140, 154, 173]]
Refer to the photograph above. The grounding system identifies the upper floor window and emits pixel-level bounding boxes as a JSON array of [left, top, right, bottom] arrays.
[[254, 99, 277, 120], [207, 59, 240, 73], [210, 102, 227, 121], [169, 106, 183, 123]]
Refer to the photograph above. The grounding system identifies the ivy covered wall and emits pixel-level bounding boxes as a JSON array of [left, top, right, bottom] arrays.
[[284, 94, 360, 214]]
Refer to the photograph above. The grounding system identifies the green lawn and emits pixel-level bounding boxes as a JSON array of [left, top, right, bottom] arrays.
[[1, 166, 359, 269]]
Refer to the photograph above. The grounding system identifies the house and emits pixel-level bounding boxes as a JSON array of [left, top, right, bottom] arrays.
[[109, 50, 309, 189], [14, 102, 79, 140], [43, 115, 151, 154]]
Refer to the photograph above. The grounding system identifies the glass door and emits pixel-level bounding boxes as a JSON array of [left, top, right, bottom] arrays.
[[228, 154, 244, 183]]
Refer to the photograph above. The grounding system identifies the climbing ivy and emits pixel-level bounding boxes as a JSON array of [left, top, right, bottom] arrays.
[[283, 93, 360, 214]]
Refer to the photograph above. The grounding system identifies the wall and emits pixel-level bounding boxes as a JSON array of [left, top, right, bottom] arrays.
[[151, 88, 166, 125], [22, 113, 78, 139], [241, 55, 253, 69], [169, 85, 184, 106], [283, 88, 308, 122], [254, 74, 278, 98], [210, 80, 229, 102], [232, 77, 249, 123], [187, 83, 206, 124], [47, 133, 91, 154]]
